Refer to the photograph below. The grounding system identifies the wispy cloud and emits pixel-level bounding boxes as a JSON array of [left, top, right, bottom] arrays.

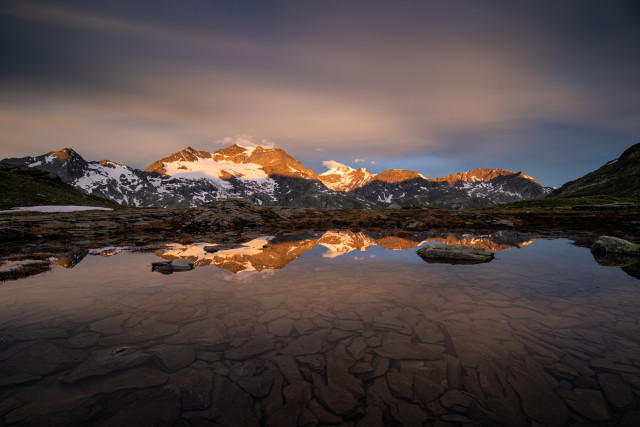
[[218, 136, 276, 149], [322, 160, 349, 171]]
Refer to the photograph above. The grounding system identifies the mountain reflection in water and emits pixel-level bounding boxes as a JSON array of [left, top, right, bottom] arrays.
[[155, 231, 537, 273], [0, 236, 639, 426]]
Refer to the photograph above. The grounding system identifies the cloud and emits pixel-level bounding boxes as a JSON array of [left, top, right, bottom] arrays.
[[370, 161, 377, 165], [0, 0, 638, 185], [322, 160, 350, 171], [260, 138, 276, 148], [219, 136, 276, 149]]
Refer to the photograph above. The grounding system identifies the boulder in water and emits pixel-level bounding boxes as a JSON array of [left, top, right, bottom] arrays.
[[152, 259, 194, 274], [170, 258, 194, 271], [591, 236, 640, 256], [417, 244, 494, 265]]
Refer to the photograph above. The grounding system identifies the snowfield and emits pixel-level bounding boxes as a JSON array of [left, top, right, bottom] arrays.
[[0, 206, 114, 213]]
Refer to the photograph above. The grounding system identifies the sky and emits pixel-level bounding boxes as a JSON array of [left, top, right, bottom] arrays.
[[1, 0, 639, 187]]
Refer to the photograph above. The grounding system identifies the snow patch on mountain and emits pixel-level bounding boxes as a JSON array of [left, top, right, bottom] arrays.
[[74, 162, 140, 192], [164, 158, 270, 184], [0, 205, 113, 213]]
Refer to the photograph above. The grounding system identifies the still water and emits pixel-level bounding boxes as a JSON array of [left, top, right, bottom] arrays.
[[0, 232, 639, 426]]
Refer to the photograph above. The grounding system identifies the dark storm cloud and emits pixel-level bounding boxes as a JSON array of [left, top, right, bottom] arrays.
[[1, 0, 639, 185]]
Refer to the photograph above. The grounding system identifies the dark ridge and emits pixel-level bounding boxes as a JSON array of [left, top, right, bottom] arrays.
[[0, 162, 121, 210]]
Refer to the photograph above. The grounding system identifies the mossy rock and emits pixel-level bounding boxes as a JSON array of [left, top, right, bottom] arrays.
[[591, 236, 640, 256]]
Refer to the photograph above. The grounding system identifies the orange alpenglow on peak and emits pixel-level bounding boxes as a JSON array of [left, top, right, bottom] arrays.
[[49, 148, 81, 160], [99, 160, 127, 168], [145, 146, 212, 174], [432, 168, 541, 185], [144, 144, 318, 180], [375, 169, 422, 183], [213, 143, 251, 159], [144, 143, 543, 192], [318, 164, 375, 191]]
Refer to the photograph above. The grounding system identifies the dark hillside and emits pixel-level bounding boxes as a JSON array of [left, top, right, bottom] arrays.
[[0, 162, 121, 210], [548, 143, 640, 200]]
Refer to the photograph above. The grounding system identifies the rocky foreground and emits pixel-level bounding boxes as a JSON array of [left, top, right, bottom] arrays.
[[1, 200, 640, 425], [1, 199, 639, 253]]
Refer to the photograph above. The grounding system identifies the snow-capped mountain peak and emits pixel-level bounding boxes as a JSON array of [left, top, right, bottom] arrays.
[[146, 145, 318, 181], [48, 148, 83, 161], [320, 161, 355, 175], [3, 144, 553, 209], [319, 161, 375, 191]]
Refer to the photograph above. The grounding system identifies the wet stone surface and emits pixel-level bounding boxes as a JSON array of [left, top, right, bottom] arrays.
[[0, 237, 639, 425]]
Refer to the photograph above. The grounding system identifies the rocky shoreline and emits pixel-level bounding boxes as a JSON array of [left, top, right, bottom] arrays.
[[2, 199, 639, 252], [2, 199, 638, 282]]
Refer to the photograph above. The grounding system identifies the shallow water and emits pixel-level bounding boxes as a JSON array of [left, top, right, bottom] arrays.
[[0, 232, 639, 426]]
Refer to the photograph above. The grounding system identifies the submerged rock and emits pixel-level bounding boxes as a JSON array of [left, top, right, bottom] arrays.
[[224, 334, 275, 360], [621, 262, 640, 280], [52, 249, 89, 268], [62, 346, 151, 383], [590, 236, 640, 278], [591, 252, 639, 267], [170, 258, 194, 271], [591, 236, 640, 256], [152, 258, 194, 274], [416, 244, 494, 264], [152, 262, 174, 274]]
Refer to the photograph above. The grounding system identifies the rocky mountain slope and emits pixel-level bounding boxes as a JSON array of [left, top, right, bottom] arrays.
[[3, 148, 227, 208], [317, 162, 551, 209], [3, 147, 373, 209], [0, 162, 119, 210], [353, 170, 549, 209], [3, 144, 552, 209], [548, 142, 640, 200]]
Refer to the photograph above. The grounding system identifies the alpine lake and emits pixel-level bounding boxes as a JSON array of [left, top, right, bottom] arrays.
[[1, 230, 639, 426]]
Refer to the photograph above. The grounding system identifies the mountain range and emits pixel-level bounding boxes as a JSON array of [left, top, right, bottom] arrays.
[[3, 144, 553, 209]]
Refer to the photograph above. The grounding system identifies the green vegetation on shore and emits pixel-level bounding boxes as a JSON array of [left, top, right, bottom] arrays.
[[489, 195, 639, 210]]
